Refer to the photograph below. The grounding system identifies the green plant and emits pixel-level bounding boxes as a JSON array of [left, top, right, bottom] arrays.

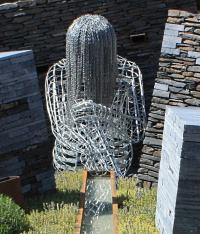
[[18, 171, 158, 234], [21, 171, 82, 234], [118, 177, 158, 234], [0, 194, 29, 234]]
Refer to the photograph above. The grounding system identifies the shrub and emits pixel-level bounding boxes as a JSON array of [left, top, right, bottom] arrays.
[[22, 171, 82, 234], [0, 194, 29, 234], [118, 177, 158, 234]]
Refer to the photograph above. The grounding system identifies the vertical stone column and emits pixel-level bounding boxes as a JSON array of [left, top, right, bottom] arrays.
[[0, 50, 55, 195], [156, 106, 200, 234], [138, 10, 200, 186], [0, 50, 48, 153]]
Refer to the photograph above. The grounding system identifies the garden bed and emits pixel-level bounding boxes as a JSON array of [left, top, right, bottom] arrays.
[[20, 171, 158, 234]]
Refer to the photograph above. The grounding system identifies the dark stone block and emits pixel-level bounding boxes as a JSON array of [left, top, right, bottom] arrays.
[[138, 174, 157, 182], [142, 153, 161, 162], [143, 137, 162, 146]]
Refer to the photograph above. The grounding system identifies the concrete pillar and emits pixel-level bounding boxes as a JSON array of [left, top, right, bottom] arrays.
[[156, 106, 200, 234]]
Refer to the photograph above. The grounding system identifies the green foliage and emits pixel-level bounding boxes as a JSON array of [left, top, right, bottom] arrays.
[[0, 194, 29, 234], [118, 177, 158, 234], [23, 202, 78, 234], [21, 171, 82, 234], [18, 171, 158, 234]]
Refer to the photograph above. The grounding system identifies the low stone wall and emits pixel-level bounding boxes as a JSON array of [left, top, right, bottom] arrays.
[[138, 9, 200, 187], [0, 50, 55, 195], [0, 140, 55, 195]]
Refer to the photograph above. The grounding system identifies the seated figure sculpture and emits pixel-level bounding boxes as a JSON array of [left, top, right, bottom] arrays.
[[45, 15, 146, 177]]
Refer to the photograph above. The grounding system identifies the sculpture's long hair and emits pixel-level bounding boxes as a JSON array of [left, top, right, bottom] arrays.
[[65, 14, 117, 107]]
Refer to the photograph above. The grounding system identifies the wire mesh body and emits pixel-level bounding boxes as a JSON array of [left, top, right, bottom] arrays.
[[46, 56, 146, 176], [45, 14, 146, 177]]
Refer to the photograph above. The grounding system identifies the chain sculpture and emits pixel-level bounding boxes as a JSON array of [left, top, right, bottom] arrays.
[[45, 14, 146, 177]]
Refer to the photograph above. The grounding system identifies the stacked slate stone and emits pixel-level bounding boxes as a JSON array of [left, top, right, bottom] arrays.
[[138, 10, 200, 187], [0, 1, 197, 111], [156, 106, 200, 234], [0, 50, 55, 195]]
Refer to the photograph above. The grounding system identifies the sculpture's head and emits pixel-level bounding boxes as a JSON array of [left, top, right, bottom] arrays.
[[66, 14, 117, 106]]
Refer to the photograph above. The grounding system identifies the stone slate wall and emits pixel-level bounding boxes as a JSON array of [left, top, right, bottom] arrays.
[[0, 51, 48, 153], [0, 0, 197, 111], [156, 107, 200, 234], [138, 9, 200, 187], [0, 50, 55, 196], [0, 1, 198, 188]]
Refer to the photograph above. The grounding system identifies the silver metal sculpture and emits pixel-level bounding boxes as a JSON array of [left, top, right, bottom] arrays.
[[45, 14, 146, 177]]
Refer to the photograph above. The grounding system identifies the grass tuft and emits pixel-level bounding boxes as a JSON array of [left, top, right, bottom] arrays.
[[21, 171, 82, 234], [118, 177, 158, 234]]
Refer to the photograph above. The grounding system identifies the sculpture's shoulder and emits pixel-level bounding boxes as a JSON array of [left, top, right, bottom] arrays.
[[117, 55, 138, 69], [46, 58, 67, 76], [117, 55, 142, 87], [117, 55, 141, 82]]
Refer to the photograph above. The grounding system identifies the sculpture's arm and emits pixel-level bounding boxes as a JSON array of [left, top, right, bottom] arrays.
[[45, 59, 70, 133], [112, 55, 146, 143], [70, 100, 127, 175], [45, 59, 88, 152]]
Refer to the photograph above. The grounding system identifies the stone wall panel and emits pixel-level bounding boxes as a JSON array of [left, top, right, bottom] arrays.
[[0, 50, 55, 196], [138, 9, 200, 187]]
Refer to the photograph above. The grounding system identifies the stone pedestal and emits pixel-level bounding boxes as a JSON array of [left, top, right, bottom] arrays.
[[156, 106, 200, 234]]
